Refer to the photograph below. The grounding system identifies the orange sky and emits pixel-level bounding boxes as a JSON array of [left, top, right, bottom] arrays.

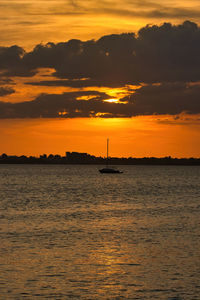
[[1, 116, 200, 158], [0, 0, 200, 49], [0, 0, 200, 158]]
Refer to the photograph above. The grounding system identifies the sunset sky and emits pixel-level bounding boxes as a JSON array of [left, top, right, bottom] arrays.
[[0, 0, 200, 157]]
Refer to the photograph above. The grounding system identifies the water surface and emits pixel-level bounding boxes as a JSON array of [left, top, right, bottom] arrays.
[[0, 165, 200, 299]]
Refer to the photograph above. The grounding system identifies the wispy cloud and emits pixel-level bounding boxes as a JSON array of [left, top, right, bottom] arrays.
[[1, 0, 200, 48]]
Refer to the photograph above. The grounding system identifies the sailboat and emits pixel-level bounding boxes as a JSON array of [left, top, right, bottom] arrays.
[[99, 139, 123, 174]]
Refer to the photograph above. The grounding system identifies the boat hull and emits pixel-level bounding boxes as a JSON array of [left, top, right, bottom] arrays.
[[99, 168, 123, 174]]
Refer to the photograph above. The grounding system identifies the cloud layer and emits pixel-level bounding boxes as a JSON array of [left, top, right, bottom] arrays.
[[1, 21, 200, 83], [1, 21, 200, 118], [0, 83, 200, 118]]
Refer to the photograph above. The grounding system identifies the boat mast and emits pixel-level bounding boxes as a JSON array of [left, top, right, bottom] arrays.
[[106, 138, 109, 167]]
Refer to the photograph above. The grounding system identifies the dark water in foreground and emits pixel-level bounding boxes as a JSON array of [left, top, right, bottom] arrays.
[[0, 165, 200, 299]]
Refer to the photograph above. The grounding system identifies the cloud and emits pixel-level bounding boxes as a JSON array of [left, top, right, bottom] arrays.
[[18, 0, 200, 21], [0, 78, 14, 85], [1, 21, 200, 84], [124, 82, 200, 115], [0, 86, 15, 96], [0, 91, 114, 118], [0, 45, 36, 77], [1, 21, 200, 118], [92, 6, 200, 20], [0, 82, 200, 118], [26, 79, 130, 88], [1, 0, 200, 51], [20, 21, 200, 84]]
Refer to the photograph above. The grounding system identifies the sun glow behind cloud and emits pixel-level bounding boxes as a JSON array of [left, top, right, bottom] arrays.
[[104, 98, 119, 103]]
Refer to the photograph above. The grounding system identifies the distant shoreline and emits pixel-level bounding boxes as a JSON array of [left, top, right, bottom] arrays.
[[0, 152, 200, 165]]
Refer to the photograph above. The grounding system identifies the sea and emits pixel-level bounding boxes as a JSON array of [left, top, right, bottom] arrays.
[[0, 164, 200, 300]]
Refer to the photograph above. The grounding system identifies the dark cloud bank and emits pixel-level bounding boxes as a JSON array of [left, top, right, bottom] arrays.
[[1, 20, 200, 118]]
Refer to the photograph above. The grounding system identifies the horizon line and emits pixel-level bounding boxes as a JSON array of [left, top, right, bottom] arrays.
[[1, 152, 200, 160]]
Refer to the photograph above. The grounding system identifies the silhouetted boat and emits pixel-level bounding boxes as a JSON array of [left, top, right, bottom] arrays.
[[99, 167, 122, 174], [99, 139, 123, 174]]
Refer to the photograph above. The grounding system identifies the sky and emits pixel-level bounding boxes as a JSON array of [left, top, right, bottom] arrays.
[[0, 0, 200, 157]]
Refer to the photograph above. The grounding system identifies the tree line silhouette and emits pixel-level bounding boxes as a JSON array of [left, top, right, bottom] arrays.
[[0, 152, 200, 165]]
